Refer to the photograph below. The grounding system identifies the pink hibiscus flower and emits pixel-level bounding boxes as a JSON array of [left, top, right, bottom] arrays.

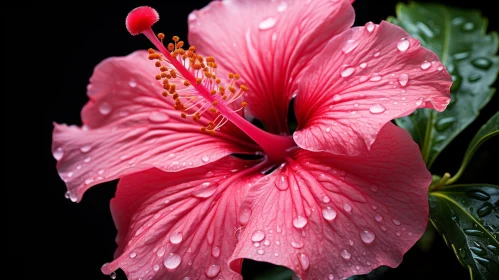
[[52, 1, 452, 279]]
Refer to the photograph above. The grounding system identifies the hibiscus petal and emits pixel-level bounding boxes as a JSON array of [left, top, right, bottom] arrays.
[[52, 51, 255, 201], [101, 157, 262, 280], [294, 21, 452, 155], [230, 123, 430, 279], [188, 0, 354, 134]]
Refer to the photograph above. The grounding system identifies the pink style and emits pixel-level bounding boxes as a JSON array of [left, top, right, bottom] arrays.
[[52, 1, 452, 279]]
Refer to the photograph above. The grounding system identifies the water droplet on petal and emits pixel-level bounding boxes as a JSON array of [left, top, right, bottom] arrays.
[[416, 98, 423, 106], [205, 264, 221, 278], [188, 13, 197, 21], [149, 111, 169, 122], [193, 182, 218, 198], [201, 155, 210, 163], [291, 241, 304, 249], [252, 230, 265, 242], [110, 272, 117, 279], [322, 207, 337, 221], [163, 253, 182, 269], [359, 62, 367, 68], [420, 61, 431, 70], [375, 214, 383, 222], [53, 147, 64, 160], [299, 253, 310, 270], [259, 17, 276, 30], [333, 94, 342, 102], [128, 80, 137, 88], [129, 251, 137, 258], [293, 216, 308, 228], [323, 195, 330, 203], [392, 218, 401, 226], [153, 264, 160, 271], [277, 2, 288, 12], [80, 144, 92, 153], [360, 230, 376, 244], [365, 22, 375, 32], [257, 249, 265, 255], [397, 38, 410, 51], [369, 104, 386, 114], [341, 67, 355, 77], [373, 51, 381, 57], [240, 208, 251, 225], [398, 74, 409, 87], [343, 203, 352, 212], [64, 191, 71, 199], [157, 247, 165, 257], [370, 73, 382, 82], [99, 102, 112, 115], [328, 274, 335, 280], [211, 246, 221, 258], [170, 232, 183, 244], [342, 40, 359, 54], [369, 184, 378, 192], [341, 249, 352, 260]]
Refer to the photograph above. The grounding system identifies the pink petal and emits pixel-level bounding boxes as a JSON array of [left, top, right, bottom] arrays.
[[188, 0, 354, 134], [52, 51, 255, 201], [294, 21, 452, 155], [102, 157, 262, 280], [230, 123, 430, 279]]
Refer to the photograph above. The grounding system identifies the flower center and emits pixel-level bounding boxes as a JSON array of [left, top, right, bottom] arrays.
[[125, 6, 296, 162]]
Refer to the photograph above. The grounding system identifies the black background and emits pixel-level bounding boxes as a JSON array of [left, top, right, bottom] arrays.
[[5, 0, 498, 279]]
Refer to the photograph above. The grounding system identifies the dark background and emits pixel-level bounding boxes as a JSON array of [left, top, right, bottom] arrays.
[[5, 0, 497, 279]]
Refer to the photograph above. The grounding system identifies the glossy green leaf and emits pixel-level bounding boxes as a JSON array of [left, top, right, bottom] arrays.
[[429, 184, 499, 280], [389, 2, 499, 167], [447, 112, 499, 184]]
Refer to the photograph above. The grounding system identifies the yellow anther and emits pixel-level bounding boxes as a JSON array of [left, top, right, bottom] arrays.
[[241, 101, 248, 108], [162, 91, 168, 97], [212, 100, 219, 106], [170, 70, 177, 78], [215, 78, 221, 84], [148, 48, 155, 54], [172, 36, 180, 42], [222, 96, 228, 100], [160, 66, 168, 72], [172, 93, 179, 100], [234, 74, 240, 80], [189, 46, 196, 52], [200, 127, 207, 133], [228, 73, 234, 79], [181, 112, 187, 118], [168, 43, 175, 52], [228, 86, 236, 94], [197, 55, 204, 63], [183, 80, 191, 86], [169, 84, 176, 93], [161, 72, 168, 78], [176, 41, 184, 48], [210, 90, 217, 95], [196, 78, 202, 85], [155, 74, 161, 80], [209, 108, 217, 113], [158, 33, 165, 40], [240, 84, 249, 92]]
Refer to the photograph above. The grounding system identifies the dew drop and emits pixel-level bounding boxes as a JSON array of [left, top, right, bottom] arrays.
[[84, 157, 91, 163], [170, 232, 183, 244], [205, 264, 221, 278], [398, 74, 409, 87], [373, 51, 381, 57], [420, 61, 431, 70], [435, 117, 456, 131], [471, 57, 492, 70], [188, 13, 197, 21], [322, 207, 337, 221], [375, 214, 383, 222], [64, 191, 71, 199], [437, 66, 444, 71], [370, 73, 382, 82], [369, 184, 378, 192], [343, 203, 352, 212], [157, 247, 166, 257], [252, 230, 265, 242], [461, 22, 475, 32], [359, 62, 367, 69], [342, 40, 359, 54], [153, 264, 160, 271], [99, 102, 112, 115], [110, 272, 117, 279], [80, 144, 92, 153], [277, 2, 288, 12], [212, 246, 221, 257], [163, 253, 182, 269], [129, 251, 137, 259], [291, 241, 304, 249], [240, 208, 251, 225], [201, 155, 210, 163], [466, 189, 490, 201], [397, 38, 410, 52], [53, 147, 64, 160], [360, 230, 376, 244], [365, 22, 375, 32], [341, 249, 352, 260], [258, 17, 276, 30], [328, 274, 335, 280], [253, 242, 261, 247], [323, 196, 330, 203], [369, 104, 386, 114], [149, 111, 169, 122], [477, 203, 493, 217], [392, 219, 401, 226], [341, 67, 355, 77], [359, 76, 368, 82], [299, 253, 310, 270], [333, 94, 342, 102], [395, 231, 401, 237], [193, 182, 218, 198], [293, 216, 308, 228], [257, 249, 265, 255], [128, 80, 137, 88]]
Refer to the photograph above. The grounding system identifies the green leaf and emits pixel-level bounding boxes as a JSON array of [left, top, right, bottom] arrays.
[[429, 184, 499, 280], [388, 2, 499, 167], [447, 112, 499, 184]]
